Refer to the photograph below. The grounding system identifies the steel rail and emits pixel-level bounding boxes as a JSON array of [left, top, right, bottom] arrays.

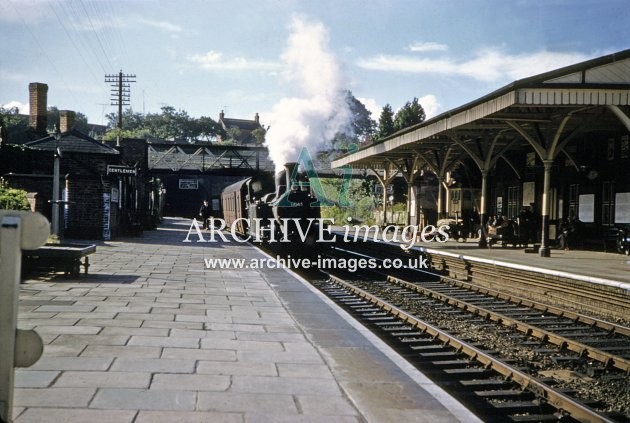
[[387, 275, 630, 373], [327, 273, 618, 423], [331, 245, 630, 338], [436, 275, 630, 338]]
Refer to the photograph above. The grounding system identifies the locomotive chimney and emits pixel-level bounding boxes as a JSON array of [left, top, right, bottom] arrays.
[[273, 162, 298, 201], [284, 162, 297, 191]]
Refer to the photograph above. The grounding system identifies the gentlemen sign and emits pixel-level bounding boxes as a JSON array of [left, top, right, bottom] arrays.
[[107, 165, 136, 176]]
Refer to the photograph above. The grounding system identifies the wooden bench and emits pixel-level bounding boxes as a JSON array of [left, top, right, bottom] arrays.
[[22, 243, 96, 278]]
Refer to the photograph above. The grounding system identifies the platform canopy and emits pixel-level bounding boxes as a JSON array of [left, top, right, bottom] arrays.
[[332, 49, 630, 177]]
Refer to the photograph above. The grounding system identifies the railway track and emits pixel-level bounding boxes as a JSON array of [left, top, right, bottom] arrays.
[[329, 237, 630, 321], [314, 273, 629, 422]]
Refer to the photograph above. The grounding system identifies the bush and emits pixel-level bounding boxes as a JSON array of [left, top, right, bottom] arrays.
[[0, 178, 31, 210]]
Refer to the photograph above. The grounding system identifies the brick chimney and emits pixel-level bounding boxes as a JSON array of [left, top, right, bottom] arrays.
[[59, 110, 76, 133], [29, 82, 48, 135], [254, 113, 260, 125]]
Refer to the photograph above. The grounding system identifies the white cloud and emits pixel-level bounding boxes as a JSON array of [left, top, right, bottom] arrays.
[[138, 18, 183, 33], [357, 97, 381, 119], [418, 94, 440, 119], [189, 51, 279, 71], [358, 48, 592, 82], [408, 41, 448, 52], [2, 101, 28, 114]]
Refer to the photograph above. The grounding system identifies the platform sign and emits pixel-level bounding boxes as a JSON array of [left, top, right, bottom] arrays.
[[107, 165, 136, 176], [615, 192, 630, 223], [578, 194, 595, 223], [179, 179, 198, 190]]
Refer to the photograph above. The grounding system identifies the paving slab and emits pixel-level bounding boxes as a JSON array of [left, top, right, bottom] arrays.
[[15, 217, 480, 422]]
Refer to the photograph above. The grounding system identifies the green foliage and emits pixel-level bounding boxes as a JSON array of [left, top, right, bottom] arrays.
[[0, 106, 32, 144], [344, 90, 376, 139], [105, 106, 222, 142], [225, 127, 242, 143], [331, 91, 376, 148], [0, 178, 31, 210], [318, 177, 377, 225], [393, 97, 426, 131], [376, 104, 395, 140], [252, 127, 266, 144]]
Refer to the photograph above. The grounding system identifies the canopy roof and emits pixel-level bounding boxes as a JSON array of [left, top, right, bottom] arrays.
[[332, 49, 630, 176]]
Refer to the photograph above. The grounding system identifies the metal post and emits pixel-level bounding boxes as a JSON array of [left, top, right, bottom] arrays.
[[539, 160, 553, 257], [437, 177, 444, 220], [51, 145, 61, 238], [478, 169, 488, 248], [0, 211, 48, 423], [381, 169, 388, 227]]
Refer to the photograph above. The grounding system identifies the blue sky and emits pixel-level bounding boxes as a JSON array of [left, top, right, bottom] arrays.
[[1, 0, 629, 129]]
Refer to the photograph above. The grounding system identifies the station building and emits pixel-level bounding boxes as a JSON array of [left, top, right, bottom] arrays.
[[333, 49, 630, 256], [1, 83, 161, 240]]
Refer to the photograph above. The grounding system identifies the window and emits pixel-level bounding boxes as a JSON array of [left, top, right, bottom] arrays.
[[507, 186, 520, 219], [602, 181, 615, 226]]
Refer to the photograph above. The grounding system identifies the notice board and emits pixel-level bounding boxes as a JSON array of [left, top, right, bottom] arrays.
[[578, 194, 595, 223], [615, 192, 630, 223]]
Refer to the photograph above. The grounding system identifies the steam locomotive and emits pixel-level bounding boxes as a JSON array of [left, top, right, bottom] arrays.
[[220, 162, 321, 247]]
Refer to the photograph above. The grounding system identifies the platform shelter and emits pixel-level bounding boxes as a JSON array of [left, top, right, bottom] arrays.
[[332, 49, 630, 257]]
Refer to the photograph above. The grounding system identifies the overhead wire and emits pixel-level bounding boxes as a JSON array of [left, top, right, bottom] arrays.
[[47, 1, 101, 84], [63, 0, 110, 74], [5, 0, 85, 112], [75, 0, 115, 72]]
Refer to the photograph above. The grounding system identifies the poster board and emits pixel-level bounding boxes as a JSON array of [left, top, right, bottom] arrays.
[[522, 181, 535, 206], [578, 194, 595, 223], [615, 192, 630, 223]]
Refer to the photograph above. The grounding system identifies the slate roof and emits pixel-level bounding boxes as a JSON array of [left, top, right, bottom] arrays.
[[221, 117, 261, 131], [25, 128, 119, 155]]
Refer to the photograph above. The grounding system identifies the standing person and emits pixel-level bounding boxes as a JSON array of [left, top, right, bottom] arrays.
[[469, 207, 480, 238], [199, 200, 211, 229]]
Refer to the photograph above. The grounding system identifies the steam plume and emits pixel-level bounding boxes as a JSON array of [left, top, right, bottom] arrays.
[[264, 16, 350, 171]]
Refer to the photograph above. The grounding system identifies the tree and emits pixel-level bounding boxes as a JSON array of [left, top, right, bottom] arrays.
[[252, 127, 266, 145], [393, 97, 426, 131], [376, 104, 395, 140], [331, 91, 376, 149], [345, 90, 376, 140], [0, 107, 31, 144], [225, 127, 242, 143], [105, 108, 145, 131], [197, 116, 223, 141]]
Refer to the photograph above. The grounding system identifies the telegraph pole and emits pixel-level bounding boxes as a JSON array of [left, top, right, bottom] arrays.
[[104, 70, 136, 129]]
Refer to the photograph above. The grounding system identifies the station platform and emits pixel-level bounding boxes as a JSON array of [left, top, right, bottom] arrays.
[[413, 237, 630, 288], [14, 217, 479, 423]]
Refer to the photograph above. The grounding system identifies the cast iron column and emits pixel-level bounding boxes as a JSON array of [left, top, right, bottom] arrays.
[[478, 169, 488, 248], [539, 160, 553, 257]]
